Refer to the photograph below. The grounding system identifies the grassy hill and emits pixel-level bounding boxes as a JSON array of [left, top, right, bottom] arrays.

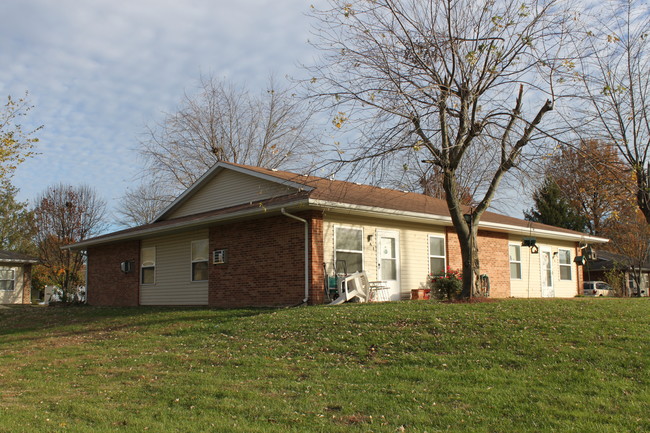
[[0, 299, 648, 432]]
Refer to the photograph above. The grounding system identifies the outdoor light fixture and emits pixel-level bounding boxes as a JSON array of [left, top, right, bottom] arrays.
[[574, 255, 587, 266], [521, 237, 537, 247]]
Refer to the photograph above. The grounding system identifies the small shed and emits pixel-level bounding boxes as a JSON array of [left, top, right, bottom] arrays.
[[0, 250, 39, 304]]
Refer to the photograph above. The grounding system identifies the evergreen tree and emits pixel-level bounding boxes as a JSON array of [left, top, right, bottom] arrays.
[[525, 177, 588, 232], [0, 179, 36, 253]]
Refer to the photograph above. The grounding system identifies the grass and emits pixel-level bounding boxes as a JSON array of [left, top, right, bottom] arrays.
[[0, 298, 649, 432]]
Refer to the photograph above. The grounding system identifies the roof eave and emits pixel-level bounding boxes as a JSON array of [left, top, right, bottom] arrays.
[[66, 198, 312, 250], [308, 199, 608, 243]]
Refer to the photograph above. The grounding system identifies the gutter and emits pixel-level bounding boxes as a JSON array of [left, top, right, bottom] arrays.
[[281, 208, 309, 304], [308, 199, 609, 244]]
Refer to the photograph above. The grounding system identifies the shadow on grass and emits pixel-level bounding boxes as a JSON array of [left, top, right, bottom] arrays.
[[0, 304, 277, 346]]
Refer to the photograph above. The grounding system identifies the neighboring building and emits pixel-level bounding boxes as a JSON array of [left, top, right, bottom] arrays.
[[67, 162, 608, 307], [586, 250, 650, 297], [0, 250, 39, 304]]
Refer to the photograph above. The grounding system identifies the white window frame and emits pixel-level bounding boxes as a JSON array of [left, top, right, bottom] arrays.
[[509, 244, 522, 280], [558, 248, 572, 281], [191, 239, 209, 282], [334, 225, 364, 274], [0, 267, 15, 291], [428, 235, 446, 275], [141, 247, 156, 285]]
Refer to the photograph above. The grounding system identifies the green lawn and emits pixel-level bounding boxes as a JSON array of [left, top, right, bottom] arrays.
[[0, 299, 648, 432]]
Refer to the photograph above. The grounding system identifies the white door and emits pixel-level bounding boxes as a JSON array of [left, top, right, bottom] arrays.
[[376, 231, 401, 301], [540, 248, 554, 297]]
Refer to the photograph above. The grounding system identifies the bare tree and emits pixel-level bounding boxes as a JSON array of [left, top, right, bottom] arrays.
[[574, 0, 650, 224], [139, 74, 319, 197], [308, 0, 571, 297], [116, 179, 173, 227], [34, 184, 106, 301]]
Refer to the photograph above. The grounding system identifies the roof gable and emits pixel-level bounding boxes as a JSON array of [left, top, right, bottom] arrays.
[[156, 163, 313, 221]]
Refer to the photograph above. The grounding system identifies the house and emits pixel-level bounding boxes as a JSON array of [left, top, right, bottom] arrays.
[[0, 250, 39, 305], [67, 162, 608, 307], [585, 250, 649, 296]]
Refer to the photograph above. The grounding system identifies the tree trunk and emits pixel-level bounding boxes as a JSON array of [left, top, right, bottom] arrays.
[[456, 224, 480, 298], [636, 165, 650, 225]]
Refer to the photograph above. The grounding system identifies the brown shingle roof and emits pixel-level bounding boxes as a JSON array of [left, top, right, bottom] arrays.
[[68, 161, 605, 249], [0, 250, 39, 263], [225, 162, 594, 238]]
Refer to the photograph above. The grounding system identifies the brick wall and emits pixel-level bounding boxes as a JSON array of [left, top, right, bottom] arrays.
[[209, 213, 312, 308], [87, 241, 140, 306], [21, 264, 32, 304], [446, 227, 511, 297]]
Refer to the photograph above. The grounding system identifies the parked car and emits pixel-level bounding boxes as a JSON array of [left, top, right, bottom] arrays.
[[583, 281, 615, 297]]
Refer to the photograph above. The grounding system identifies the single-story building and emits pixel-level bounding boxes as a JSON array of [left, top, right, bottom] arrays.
[[585, 250, 650, 296], [67, 162, 608, 307], [0, 250, 39, 304]]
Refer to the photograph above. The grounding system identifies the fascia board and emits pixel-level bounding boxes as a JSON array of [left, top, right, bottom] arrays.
[[154, 162, 314, 222], [67, 199, 312, 250], [479, 221, 609, 244], [308, 199, 609, 244], [0, 259, 40, 265], [308, 199, 454, 225]]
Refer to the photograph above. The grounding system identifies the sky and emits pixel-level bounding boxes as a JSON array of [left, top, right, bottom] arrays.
[[1, 0, 544, 227], [2, 0, 320, 218]]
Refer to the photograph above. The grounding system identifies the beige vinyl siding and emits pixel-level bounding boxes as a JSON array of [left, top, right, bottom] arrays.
[[509, 235, 579, 298], [323, 213, 446, 299], [0, 265, 24, 304], [140, 229, 209, 305], [167, 169, 297, 219]]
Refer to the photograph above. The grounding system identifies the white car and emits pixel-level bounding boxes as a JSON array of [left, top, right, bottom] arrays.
[[583, 281, 615, 297]]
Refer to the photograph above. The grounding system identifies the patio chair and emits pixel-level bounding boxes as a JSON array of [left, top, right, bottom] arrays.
[[328, 271, 370, 305]]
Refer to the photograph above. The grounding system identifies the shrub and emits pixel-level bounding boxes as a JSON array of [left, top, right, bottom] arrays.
[[428, 267, 463, 300]]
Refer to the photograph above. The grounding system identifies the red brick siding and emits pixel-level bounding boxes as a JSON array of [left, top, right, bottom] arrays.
[[446, 227, 510, 297], [209, 214, 308, 308], [87, 241, 140, 306], [307, 211, 325, 305], [21, 264, 32, 304]]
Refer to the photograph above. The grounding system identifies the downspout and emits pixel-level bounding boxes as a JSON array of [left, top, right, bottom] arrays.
[[281, 208, 310, 304], [83, 250, 89, 304]]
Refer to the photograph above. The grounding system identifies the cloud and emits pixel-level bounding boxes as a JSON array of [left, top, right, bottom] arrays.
[[2, 0, 319, 215]]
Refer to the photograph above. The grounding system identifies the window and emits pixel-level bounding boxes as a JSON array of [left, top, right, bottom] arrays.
[[191, 239, 209, 282], [141, 247, 156, 285], [509, 245, 522, 279], [0, 267, 15, 291], [335, 226, 363, 273], [558, 249, 572, 280], [428, 236, 446, 275]]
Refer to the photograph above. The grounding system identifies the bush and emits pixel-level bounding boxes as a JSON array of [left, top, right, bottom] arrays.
[[428, 267, 463, 300]]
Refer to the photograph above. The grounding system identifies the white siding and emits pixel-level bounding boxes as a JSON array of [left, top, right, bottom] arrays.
[[140, 229, 209, 305], [166, 170, 297, 219], [509, 235, 579, 298], [0, 265, 24, 304], [323, 213, 446, 299]]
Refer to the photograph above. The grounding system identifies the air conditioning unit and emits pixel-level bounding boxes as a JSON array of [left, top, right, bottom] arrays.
[[213, 249, 227, 265]]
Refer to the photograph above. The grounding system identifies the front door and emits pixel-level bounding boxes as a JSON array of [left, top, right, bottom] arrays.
[[376, 230, 401, 301], [540, 248, 554, 297]]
